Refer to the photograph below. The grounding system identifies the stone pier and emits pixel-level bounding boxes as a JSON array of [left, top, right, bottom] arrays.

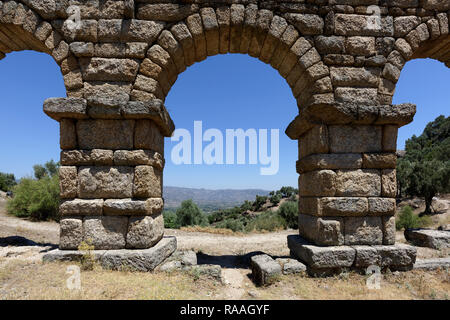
[[286, 103, 418, 275], [42, 97, 177, 270]]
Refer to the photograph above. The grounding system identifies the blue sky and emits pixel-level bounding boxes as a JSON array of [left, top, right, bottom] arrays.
[[0, 51, 448, 190]]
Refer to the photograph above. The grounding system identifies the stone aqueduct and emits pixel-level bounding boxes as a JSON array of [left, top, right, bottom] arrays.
[[0, 0, 449, 273]]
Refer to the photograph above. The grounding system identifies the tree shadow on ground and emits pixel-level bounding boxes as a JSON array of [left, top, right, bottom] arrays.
[[0, 235, 57, 251], [196, 251, 291, 269]]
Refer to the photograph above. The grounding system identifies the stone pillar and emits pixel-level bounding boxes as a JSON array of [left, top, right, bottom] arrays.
[[43, 97, 176, 255], [286, 103, 418, 275]]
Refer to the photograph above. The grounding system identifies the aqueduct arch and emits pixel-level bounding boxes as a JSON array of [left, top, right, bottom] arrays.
[[0, 0, 449, 273]]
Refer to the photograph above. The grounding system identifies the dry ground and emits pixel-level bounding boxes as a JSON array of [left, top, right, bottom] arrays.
[[0, 195, 449, 300]]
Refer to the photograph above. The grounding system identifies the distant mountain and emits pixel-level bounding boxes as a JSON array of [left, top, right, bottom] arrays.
[[163, 186, 270, 212]]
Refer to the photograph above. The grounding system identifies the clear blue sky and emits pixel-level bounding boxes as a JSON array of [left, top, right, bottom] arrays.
[[0, 51, 448, 190]]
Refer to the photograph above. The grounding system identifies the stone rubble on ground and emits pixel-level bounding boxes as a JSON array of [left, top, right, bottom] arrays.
[[404, 229, 450, 250]]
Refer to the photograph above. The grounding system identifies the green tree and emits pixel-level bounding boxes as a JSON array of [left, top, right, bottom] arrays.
[[175, 199, 207, 227], [269, 193, 281, 206], [0, 172, 16, 192], [397, 115, 450, 214], [33, 160, 59, 180], [163, 210, 180, 229], [253, 195, 268, 211]]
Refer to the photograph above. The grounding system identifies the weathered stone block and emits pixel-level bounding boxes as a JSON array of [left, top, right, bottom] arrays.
[[251, 254, 282, 286], [103, 198, 163, 215], [296, 153, 362, 173], [381, 169, 397, 197], [404, 229, 450, 250], [44, 98, 87, 121], [335, 169, 381, 197], [329, 125, 382, 153], [300, 197, 368, 217], [330, 67, 380, 87], [78, 166, 133, 199], [362, 153, 397, 169], [126, 214, 164, 249], [77, 119, 135, 150], [288, 235, 355, 269], [83, 216, 128, 250], [298, 214, 344, 246], [299, 170, 336, 197], [60, 119, 77, 149], [134, 120, 164, 154], [60, 199, 103, 216], [276, 258, 306, 275], [60, 217, 83, 250], [298, 125, 329, 158], [335, 14, 393, 36], [383, 216, 396, 245], [373, 244, 416, 270], [368, 198, 396, 216], [353, 246, 380, 268], [90, 149, 114, 165], [344, 216, 383, 245], [102, 236, 177, 271], [133, 166, 162, 198], [80, 58, 139, 81], [114, 150, 164, 169], [59, 166, 78, 199]]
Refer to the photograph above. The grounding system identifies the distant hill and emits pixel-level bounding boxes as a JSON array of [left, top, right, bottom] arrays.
[[163, 186, 270, 212]]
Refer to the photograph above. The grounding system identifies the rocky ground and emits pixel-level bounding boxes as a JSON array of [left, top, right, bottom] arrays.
[[0, 193, 449, 300]]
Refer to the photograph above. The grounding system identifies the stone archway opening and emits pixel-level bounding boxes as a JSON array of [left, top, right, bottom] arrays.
[[163, 53, 299, 192]]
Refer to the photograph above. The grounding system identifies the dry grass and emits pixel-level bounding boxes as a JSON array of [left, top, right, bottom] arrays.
[[251, 269, 450, 300], [1, 258, 449, 300], [0, 260, 222, 300], [180, 226, 245, 236]]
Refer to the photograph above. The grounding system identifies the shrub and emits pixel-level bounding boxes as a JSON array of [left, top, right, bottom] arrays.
[[175, 199, 208, 227], [278, 201, 298, 229], [253, 195, 268, 211], [215, 218, 245, 232], [163, 210, 180, 229], [269, 193, 281, 206], [0, 172, 16, 192], [396, 206, 431, 230], [7, 175, 60, 221], [245, 211, 287, 232]]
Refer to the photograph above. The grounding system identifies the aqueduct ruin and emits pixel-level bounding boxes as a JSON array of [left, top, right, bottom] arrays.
[[0, 0, 449, 274]]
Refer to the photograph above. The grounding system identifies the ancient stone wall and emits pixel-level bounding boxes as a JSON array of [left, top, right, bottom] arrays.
[[0, 1, 448, 252]]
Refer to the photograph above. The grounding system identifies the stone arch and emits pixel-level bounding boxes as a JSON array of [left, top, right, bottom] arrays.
[[132, 5, 330, 112], [378, 12, 450, 105], [0, 1, 81, 95]]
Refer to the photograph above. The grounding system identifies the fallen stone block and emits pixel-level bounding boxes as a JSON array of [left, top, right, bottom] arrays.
[[276, 258, 306, 275], [251, 254, 282, 286], [413, 258, 450, 271], [404, 229, 450, 250]]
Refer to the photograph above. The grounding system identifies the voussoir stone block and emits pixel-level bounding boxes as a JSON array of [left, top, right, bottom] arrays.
[[83, 216, 128, 250], [77, 119, 135, 150], [78, 166, 133, 199], [126, 214, 164, 249]]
